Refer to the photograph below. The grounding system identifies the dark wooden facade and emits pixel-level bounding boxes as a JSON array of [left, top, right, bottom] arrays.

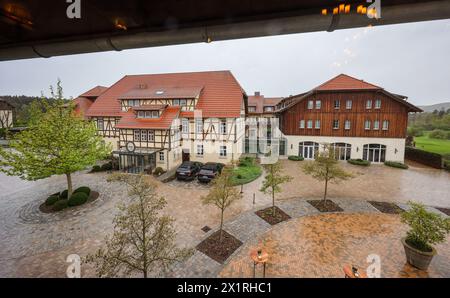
[[278, 90, 412, 138]]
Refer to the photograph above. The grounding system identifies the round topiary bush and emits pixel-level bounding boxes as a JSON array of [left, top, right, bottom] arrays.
[[74, 186, 91, 196], [68, 192, 89, 207], [91, 165, 101, 172], [45, 195, 59, 206], [347, 159, 371, 166], [288, 155, 304, 161], [53, 199, 69, 211], [101, 162, 113, 171], [153, 167, 165, 176], [60, 189, 69, 199]]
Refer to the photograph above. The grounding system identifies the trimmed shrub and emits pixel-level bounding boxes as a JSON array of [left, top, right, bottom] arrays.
[[51, 191, 60, 197], [91, 165, 101, 172], [428, 129, 449, 140], [238, 156, 255, 167], [74, 186, 91, 196], [347, 159, 371, 166], [53, 199, 69, 211], [288, 155, 304, 161], [407, 126, 423, 137], [405, 147, 443, 169], [384, 161, 409, 169], [60, 189, 68, 199], [68, 192, 89, 207], [153, 167, 165, 176], [101, 162, 113, 171], [45, 195, 59, 206]]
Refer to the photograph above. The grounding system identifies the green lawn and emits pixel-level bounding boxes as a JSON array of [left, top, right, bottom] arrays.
[[414, 133, 450, 156], [231, 157, 262, 186]]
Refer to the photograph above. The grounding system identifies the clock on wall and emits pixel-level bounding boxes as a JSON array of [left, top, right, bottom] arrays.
[[126, 141, 136, 152]]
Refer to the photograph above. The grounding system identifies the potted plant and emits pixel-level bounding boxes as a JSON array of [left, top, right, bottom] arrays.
[[400, 201, 450, 270]]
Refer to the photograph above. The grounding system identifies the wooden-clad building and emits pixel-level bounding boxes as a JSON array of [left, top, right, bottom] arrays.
[[276, 74, 422, 163]]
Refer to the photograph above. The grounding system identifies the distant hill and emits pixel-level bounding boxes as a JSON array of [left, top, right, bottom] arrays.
[[418, 102, 450, 113], [0, 95, 44, 108]]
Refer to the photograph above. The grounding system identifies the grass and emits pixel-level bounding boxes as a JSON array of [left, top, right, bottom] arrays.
[[231, 157, 262, 186], [414, 132, 450, 156]]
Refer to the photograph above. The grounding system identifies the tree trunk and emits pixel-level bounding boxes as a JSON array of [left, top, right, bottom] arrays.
[[323, 178, 328, 204], [66, 173, 73, 199], [219, 208, 224, 243], [272, 190, 276, 216]]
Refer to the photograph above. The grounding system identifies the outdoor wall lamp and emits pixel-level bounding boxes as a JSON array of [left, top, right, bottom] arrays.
[[115, 19, 127, 30], [395, 148, 398, 154], [356, 147, 359, 152]]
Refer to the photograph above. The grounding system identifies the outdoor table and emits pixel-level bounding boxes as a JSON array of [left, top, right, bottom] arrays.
[[250, 249, 269, 278], [343, 265, 368, 278]]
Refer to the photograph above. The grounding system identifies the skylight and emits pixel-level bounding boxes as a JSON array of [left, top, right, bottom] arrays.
[[155, 90, 164, 95]]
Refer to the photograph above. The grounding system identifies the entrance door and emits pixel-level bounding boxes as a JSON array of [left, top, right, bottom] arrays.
[[299, 142, 319, 160], [182, 150, 190, 162], [363, 144, 386, 163], [303, 145, 315, 159]]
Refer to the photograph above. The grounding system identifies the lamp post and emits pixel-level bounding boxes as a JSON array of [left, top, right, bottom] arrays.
[[250, 248, 269, 278]]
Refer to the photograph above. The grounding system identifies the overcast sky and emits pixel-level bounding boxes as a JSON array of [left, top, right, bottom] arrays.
[[1, 19, 450, 106]]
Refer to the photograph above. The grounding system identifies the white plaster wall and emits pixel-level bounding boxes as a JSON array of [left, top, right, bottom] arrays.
[[284, 135, 406, 163]]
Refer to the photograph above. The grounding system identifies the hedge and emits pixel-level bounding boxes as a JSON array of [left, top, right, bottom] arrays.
[[347, 159, 371, 166], [288, 155, 304, 161], [74, 186, 91, 196], [45, 195, 60, 206], [60, 189, 68, 199], [405, 146, 443, 169], [68, 192, 89, 207], [53, 200, 69, 211], [153, 167, 165, 176], [384, 161, 409, 169]]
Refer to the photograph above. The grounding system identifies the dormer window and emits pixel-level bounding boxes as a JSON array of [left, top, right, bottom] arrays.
[[137, 110, 159, 118], [264, 106, 274, 112], [248, 106, 256, 112], [173, 99, 187, 106], [129, 99, 140, 107]]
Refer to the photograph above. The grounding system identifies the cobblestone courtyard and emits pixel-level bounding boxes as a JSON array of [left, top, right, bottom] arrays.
[[0, 159, 449, 277]]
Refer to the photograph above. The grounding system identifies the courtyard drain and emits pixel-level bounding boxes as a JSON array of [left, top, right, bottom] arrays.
[[201, 225, 211, 233]]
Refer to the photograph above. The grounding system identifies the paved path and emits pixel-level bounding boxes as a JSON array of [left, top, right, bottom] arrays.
[[172, 197, 449, 277]]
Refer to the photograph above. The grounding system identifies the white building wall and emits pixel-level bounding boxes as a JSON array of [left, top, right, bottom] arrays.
[[284, 135, 406, 163]]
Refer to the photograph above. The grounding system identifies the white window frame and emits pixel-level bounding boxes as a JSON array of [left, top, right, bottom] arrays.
[[173, 99, 180, 106], [333, 120, 339, 129], [159, 151, 165, 161], [197, 144, 204, 156], [141, 130, 148, 141], [365, 120, 371, 130], [346, 100, 352, 109], [248, 106, 256, 112], [299, 120, 305, 129], [137, 111, 145, 118], [375, 99, 381, 109], [134, 130, 140, 141], [148, 130, 154, 141], [97, 119, 104, 130], [334, 100, 340, 109], [344, 120, 351, 130], [196, 120, 203, 134], [315, 120, 320, 129], [220, 120, 227, 135], [182, 119, 189, 133], [373, 120, 380, 130], [219, 145, 227, 157], [179, 99, 187, 106], [307, 120, 313, 129], [152, 111, 159, 118], [366, 99, 372, 109], [315, 100, 321, 109], [382, 120, 389, 130], [307, 100, 314, 109]]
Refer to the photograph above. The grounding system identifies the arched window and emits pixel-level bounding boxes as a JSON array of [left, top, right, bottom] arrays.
[[363, 144, 386, 163], [299, 141, 319, 159], [330, 143, 352, 160]]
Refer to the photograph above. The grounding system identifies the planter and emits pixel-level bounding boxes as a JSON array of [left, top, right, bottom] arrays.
[[401, 237, 436, 270]]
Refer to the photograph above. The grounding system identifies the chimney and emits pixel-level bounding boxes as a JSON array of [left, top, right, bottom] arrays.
[[254, 91, 261, 96]]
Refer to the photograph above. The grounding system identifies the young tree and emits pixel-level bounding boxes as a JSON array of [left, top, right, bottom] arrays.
[[0, 81, 110, 198], [201, 166, 242, 242], [85, 173, 193, 277], [260, 161, 292, 216], [302, 144, 353, 204]]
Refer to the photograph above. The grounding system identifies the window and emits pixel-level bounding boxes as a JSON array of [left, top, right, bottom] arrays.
[[307, 120, 313, 129], [148, 130, 154, 141], [344, 120, 351, 130], [299, 120, 305, 129], [333, 120, 339, 129], [138, 110, 159, 118], [307, 100, 314, 109], [129, 99, 139, 107], [366, 100, 372, 109], [363, 144, 386, 163], [382, 120, 389, 130], [334, 100, 340, 109], [138, 111, 145, 118], [331, 143, 352, 161], [375, 99, 381, 109], [159, 152, 165, 161], [220, 120, 227, 135], [134, 130, 140, 141], [373, 120, 380, 130], [248, 106, 256, 112], [220, 145, 227, 157], [173, 99, 180, 106], [179, 99, 187, 106], [346, 100, 352, 109], [152, 111, 159, 118], [365, 120, 371, 130], [196, 120, 203, 134], [197, 144, 204, 156], [141, 130, 147, 141], [315, 100, 321, 109], [97, 119, 104, 130], [182, 119, 189, 133], [315, 120, 320, 129], [264, 106, 274, 112]]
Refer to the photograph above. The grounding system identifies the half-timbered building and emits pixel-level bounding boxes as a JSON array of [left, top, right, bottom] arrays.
[[83, 70, 247, 173], [0, 98, 14, 129], [275, 74, 422, 163]]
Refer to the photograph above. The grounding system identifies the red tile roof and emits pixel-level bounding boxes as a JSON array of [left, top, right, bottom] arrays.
[[314, 74, 381, 91], [132, 104, 168, 111], [119, 86, 203, 99], [80, 85, 108, 98], [86, 71, 245, 118], [115, 105, 181, 129], [72, 97, 94, 119], [248, 94, 283, 114]]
